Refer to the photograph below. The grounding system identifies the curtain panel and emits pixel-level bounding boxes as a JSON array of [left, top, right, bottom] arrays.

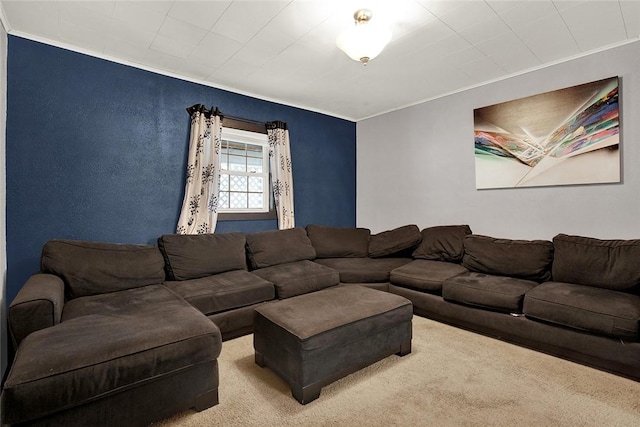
[[266, 121, 295, 229], [176, 104, 222, 234]]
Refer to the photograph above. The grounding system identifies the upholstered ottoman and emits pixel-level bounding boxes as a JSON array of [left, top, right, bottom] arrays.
[[253, 286, 413, 404]]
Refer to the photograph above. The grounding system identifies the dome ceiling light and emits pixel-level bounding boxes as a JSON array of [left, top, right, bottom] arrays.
[[336, 9, 392, 65]]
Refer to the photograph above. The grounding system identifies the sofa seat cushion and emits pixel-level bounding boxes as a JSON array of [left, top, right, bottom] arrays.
[[41, 239, 165, 299], [164, 270, 275, 315], [251, 260, 340, 299], [523, 282, 640, 341], [2, 285, 221, 425], [390, 260, 468, 293], [443, 272, 538, 313], [158, 232, 247, 280], [61, 284, 190, 321], [314, 258, 412, 283]]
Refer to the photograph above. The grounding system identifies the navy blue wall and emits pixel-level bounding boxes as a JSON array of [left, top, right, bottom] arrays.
[[6, 36, 356, 303]]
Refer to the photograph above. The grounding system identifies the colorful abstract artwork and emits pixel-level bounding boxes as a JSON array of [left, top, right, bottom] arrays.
[[474, 77, 620, 189]]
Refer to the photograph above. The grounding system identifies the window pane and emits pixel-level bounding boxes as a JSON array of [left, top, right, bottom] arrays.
[[247, 157, 263, 173], [230, 175, 247, 192], [248, 176, 263, 192], [228, 155, 246, 172], [249, 193, 263, 209], [219, 174, 229, 191], [219, 131, 269, 213], [230, 192, 247, 209], [229, 147, 245, 156], [246, 145, 262, 158], [219, 192, 229, 209]]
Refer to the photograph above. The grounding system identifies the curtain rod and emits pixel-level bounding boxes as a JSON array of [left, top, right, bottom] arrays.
[[186, 104, 286, 130], [223, 114, 266, 127], [186, 104, 266, 126]]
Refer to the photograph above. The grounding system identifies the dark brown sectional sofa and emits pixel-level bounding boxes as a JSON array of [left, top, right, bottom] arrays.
[[2, 224, 639, 426]]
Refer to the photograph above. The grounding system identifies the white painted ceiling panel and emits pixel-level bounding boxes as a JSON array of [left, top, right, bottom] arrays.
[[436, 0, 499, 33], [620, 1, 640, 36], [113, 1, 166, 34], [210, 1, 288, 44], [477, 31, 541, 73], [0, 0, 638, 121], [462, 55, 505, 81], [107, 19, 156, 48], [188, 31, 243, 69], [497, 0, 557, 29], [457, 14, 512, 45], [514, 12, 580, 63], [167, 1, 230, 31], [559, 1, 629, 50], [158, 16, 208, 45]]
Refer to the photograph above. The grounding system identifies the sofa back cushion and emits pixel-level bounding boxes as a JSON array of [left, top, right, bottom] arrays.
[[462, 235, 554, 282], [368, 225, 422, 258], [246, 228, 316, 269], [41, 239, 166, 299], [158, 232, 247, 281], [412, 225, 472, 263], [306, 224, 371, 258], [552, 234, 640, 291]]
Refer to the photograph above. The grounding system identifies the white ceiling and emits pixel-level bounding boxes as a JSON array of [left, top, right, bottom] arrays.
[[1, 0, 639, 121]]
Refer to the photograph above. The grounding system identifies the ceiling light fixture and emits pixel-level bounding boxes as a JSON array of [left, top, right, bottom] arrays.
[[336, 9, 391, 65]]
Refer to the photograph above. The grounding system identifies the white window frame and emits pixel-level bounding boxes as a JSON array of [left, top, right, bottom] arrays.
[[219, 127, 270, 214]]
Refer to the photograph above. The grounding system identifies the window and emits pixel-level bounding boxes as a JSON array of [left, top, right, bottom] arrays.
[[218, 127, 270, 214]]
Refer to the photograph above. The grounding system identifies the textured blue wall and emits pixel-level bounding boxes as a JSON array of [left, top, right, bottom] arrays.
[[6, 36, 356, 303]]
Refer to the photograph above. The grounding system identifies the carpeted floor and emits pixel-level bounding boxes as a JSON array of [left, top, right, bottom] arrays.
[[156, 316, 640, 426]]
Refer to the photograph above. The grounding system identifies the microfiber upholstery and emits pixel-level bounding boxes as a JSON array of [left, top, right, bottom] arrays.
[[462, 235, 554, 282], [165, 270, 274, 315], [443, 272, 539, 313], [252, 260, 339, 299], [390, 259, 469, 293], [8, 274, 65, 347], [61, 284, 194, 322], [552, 234, 640, 291], [306, 224, 371, 258], [524, 282, 640, 340], [41, 239, 166, 299], [412, 225, 472, 263], [253, 286, 412, 404], [314, 258, 412, 283], [245, 228, 316, 269], [2, 285, 222, 425], [158, 232, 247, 280], [368, 225, 422, 258], [254, 286, 412, 353]]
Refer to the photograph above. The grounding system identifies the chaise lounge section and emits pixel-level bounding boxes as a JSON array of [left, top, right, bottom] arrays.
[[3, 240, 222, 427]]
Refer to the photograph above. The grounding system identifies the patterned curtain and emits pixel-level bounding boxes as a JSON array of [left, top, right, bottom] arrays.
[[176, 105, 222, 234], [266, 121, 295, 229]]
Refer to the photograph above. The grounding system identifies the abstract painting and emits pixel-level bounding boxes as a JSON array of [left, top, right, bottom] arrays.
[[474, 77, 620, 189]]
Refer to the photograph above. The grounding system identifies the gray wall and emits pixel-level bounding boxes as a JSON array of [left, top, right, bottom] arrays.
[[357, 40, 640, 240]]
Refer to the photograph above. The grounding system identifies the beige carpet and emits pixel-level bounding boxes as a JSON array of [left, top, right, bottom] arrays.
[[156, 316, 640, 427]]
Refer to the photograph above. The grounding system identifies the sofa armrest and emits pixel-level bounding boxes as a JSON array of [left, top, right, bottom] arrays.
[[8, 273, 65, 348]]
